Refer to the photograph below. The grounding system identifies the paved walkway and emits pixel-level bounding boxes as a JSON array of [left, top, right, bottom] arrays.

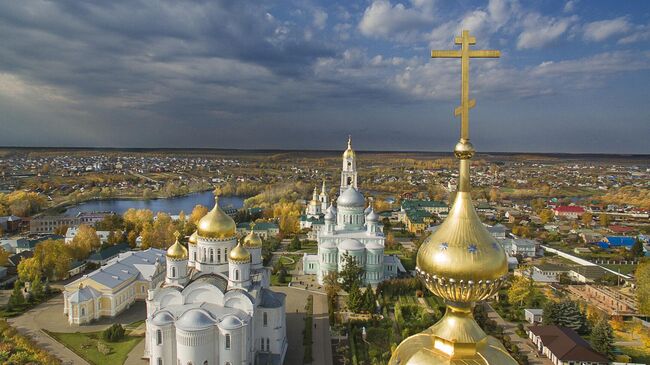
[[8, 294, 147, 365], [273, 286, 332, 365], [484, 303, 552, 365]]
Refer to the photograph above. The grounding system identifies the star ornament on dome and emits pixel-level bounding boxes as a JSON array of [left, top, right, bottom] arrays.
[[468, 244, 478, 254], [439, 242, 449, 251]]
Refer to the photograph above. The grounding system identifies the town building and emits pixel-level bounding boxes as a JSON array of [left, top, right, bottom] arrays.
[[0, 215, 22, 233], [529, 264, 570, 283], [528, 325, 608, 365], [302, 138, 404, 286], [486, 223, 507, 239], [567, 285, 636, 316], [300, 181, 329, 229], [63, 248, 166, 325], [524, 308, 543, 324], [553, 205, 585, 219], [29, 212, 113, 234], [65, 226, 112, 244], [498, 238, 537, 257], [145, 196, 287, 365], [237, 222, 280, 239]]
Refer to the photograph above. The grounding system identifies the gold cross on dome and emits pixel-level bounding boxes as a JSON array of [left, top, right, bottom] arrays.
[[174, 231, 181, 241], [431, 30, 500, 141]]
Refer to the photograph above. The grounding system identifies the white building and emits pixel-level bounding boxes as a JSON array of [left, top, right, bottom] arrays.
[[145, 196, 287, 365], [498, 238, 537, 257], [300, 181, 329, 230], [302, 137, 404, 286], [65, 226, 112, 244]]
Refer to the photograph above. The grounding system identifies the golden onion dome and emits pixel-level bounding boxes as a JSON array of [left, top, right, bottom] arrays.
[[343, 135, 355, 159], [188, 231, 198, 245], [197, 194, 236, 239], [228, 242, 251, 263], [243, 225, 263, 248], [166, 232, 188, 260]]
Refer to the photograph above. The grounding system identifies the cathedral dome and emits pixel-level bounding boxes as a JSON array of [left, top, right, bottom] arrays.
[[197, 195, 236, 239], [337, 186, 365, 207], [219, 315, 244, 330], [340, 238, 364, 251], [176, 309, 215, 330], [166, 234, 188, 260], [366, 209, 379, 222], [188, 231, 198, 245], [243, 229, 263, 248], [151, 311, 175, 326], [229, 242, 251, 263]]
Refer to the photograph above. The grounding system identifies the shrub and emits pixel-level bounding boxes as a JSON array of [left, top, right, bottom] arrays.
[[102, 323, 125, 342]]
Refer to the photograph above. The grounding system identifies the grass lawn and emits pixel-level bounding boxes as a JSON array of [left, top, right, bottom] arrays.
[[45, 330, 142, 365], [619, 346, 650, 363]]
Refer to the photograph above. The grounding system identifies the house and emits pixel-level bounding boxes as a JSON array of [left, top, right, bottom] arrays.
[[487, 223, 507, 239], [63, 248, 166, 325], [553, 206, 585, 219], [404, 210, 433, 234], [236, 222, 280, 239], [87, 243, 131, 265], [568, 266, 609, 283], [528, 325, 608, 365], [602, 236, 636, 248], [15, 235, 64, 253], [499, 238, 537, 257], [400, 199, 448, 215], [524, 308, 543, 324], [530, 264, 569, 283], [0, 216, 22, 233]]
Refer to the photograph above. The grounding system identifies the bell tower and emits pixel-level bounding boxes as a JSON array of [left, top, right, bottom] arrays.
[[340, 135, 358, 194]]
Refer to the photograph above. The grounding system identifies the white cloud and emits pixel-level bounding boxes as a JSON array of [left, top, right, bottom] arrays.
[[583, 17, 631, 42], [313, 9, 328, 30], [517, 14, 575, 49], [563, 0, 577, 13], [358, 0, 434, 41]]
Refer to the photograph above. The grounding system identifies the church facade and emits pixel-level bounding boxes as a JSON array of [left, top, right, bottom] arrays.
[[145, 197, 287, 365], [302, 137, 404, 286]]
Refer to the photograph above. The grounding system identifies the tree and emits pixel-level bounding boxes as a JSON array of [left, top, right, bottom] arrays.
[[30, 278, 44, 302], [630, 240, 645, 258], [489, 188, 500, 202], [539, 209, 554, 224], [543, 301, 588, 334], [0, 247, 9, 266], [362, 284, 376, 313], [591, 317, 613, 358], [339, 252, 364, 292], [599, 213, 610, 227], [290, 236, 302, 250], [347, 282, 364, 313], [7, 281, 25, 309], [636, 260, 650, 315], [581, 212, 593, 226], [507, 276, 536, 308], [70, 224, 100, 260], [17, 257, 41, 283], [103, 323, 126, 342]]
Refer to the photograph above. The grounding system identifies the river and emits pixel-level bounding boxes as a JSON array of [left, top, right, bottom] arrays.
[[64, 191, 245, 216]]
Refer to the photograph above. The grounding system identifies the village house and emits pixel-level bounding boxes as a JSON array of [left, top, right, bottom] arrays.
[[528, 326, 608, 365]]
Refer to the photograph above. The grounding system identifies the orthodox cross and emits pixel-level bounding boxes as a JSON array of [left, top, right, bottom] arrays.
[[431, 30, 500, 141], [174, 230, 181, 241]]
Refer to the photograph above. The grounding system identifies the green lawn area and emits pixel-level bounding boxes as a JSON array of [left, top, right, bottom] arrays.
[[619, 346, 650, 363], [271, 273, 292, 286], [45, 330, 142, 365]]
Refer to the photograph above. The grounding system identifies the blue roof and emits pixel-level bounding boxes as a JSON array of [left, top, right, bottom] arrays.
[[605, 236, 635, 246], [596, 242, 610, 249]]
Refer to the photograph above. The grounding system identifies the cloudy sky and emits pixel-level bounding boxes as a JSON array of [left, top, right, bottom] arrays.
[[0, 0, 649, 153]]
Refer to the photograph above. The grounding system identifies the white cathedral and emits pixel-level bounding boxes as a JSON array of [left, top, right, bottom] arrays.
[[145, 197, 287, 365], [302, 137, 404, 286]]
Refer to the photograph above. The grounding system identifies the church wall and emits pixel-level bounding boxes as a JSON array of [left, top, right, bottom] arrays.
[[176, 327, 215, 365]]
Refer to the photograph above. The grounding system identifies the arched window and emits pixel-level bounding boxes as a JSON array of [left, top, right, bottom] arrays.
[[202, 248, 207, 261], [225, 334, 231, 349], [81, 307, 85, 316], [209, 249, 214, 263], [193, 252, 197, 261], [217, 249, 221, 262], [347, 162, 351, 167], [234, 270, 239, 281], [156, 329, 162, 345], [263, 312, 268, 327], [261, 338, 264, 350], [171, 266, 176, 278], [347, 176, 352, 184]]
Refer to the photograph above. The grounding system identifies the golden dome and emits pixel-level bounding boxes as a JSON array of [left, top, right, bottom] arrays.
[[166, 232, 188, 260], [197, 194, 236, 239], [188, 231, 198, 245], [243, 224, 263, 248], [228, 242, 251, 263], [343, 135, 355, 159]]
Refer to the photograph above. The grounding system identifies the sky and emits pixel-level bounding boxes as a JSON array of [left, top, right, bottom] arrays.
[[0, 0, 649, 154]]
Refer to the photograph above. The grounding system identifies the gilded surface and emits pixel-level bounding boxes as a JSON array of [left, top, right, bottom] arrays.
[[389, 30, 516, 365], [243, 223, 263, 248], [229, 242, 251, 263], [167, 231, 188, 260], [197, 191, 237, 239]]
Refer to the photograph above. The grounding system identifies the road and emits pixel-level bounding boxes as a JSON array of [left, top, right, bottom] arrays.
[[484, 303, 553, 365]]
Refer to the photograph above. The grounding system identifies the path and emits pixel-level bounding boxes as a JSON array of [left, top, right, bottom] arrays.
[[484, 303, 553, 365], [272, 286, 332, 365]]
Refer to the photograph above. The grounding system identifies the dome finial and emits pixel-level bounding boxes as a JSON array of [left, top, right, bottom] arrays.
[[347, 135, 352, 149]]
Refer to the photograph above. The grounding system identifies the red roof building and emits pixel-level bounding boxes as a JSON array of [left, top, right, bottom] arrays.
[[553, 206, 585, 219], [528, 325, 609, 365]]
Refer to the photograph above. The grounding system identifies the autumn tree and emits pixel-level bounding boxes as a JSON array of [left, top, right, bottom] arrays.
[[0, 247, 9, 266], [581, 212, 593, 226], [507, 275, 537, 308], [70, 224, 100, 260], [599, 213, 610, 227], [539, 209, 554, 224], [636, 260, 650, 315], [17, 258, 41, 282]]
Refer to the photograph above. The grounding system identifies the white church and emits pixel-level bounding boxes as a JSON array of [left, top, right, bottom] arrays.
[[302, 137, 405, 286], [145, 196, 287, 365]]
